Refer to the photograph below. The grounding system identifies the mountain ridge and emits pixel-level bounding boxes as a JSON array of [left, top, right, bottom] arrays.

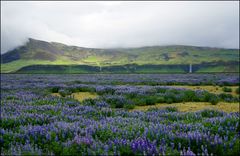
[[1, 38, 239, 73], [29, 38, 240, 50]]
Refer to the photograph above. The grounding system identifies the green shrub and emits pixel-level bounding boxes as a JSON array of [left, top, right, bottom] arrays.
[[209, 95, 219, 105], [165, 98, 173, 104], [182, 90, 196, 102], [58, 89, 71, 97], [126, 93, 137, 98], [169, 89, 181, 94], [164, 106, 178, 112], [68, 88, 79, 93], [50, 87, 60, 93], [219, 93, 233, 100], [105, 96, 130, 108], [202, 92, 212, 102], [156, 96, 165, 103], [133, 98, 147, 106], [77, 87, 96, 92], [236, 87, 239, 94], [222, 87, 232, 92], [145, 97, 157, 105], [124, 103, 135, 110], [164, 91, 177, 103]]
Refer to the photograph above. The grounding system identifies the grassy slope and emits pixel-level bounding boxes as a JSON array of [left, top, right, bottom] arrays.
[[1, 59, 84, 73], [1, 60, 52, 73], [3, 61, 239, 73], [1, 39, 239, 73]]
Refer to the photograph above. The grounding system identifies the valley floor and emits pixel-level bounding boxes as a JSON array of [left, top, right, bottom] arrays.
[[1, 74, 239, 155]]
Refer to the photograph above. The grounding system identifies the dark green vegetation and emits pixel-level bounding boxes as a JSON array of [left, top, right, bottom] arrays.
[[222, 87, 233, 93], [1, 38, 239, 73], [236, 87, 240, 94], [14, 61, 239, 74], [49, 85, 239, 109]]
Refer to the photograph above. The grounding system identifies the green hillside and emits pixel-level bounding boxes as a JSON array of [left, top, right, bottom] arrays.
[[1, 38, 239, 73]]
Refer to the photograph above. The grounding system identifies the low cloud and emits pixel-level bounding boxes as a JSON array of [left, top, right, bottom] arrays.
[[1, 1, 239, 53]]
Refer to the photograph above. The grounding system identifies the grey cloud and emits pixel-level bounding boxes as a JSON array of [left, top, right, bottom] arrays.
[[1, 1, 239, 53]]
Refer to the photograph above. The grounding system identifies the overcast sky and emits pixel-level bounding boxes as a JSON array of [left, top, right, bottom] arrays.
[[1, 1, 239, 53]]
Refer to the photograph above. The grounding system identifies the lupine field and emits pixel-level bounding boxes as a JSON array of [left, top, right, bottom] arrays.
[[1, 74, 240, 155]]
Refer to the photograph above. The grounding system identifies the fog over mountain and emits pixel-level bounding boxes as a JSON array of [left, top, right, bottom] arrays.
[[1, 1, 239, 53]]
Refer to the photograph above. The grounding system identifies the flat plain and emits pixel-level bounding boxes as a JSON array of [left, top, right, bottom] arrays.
[[1, 73, 239, 155]]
